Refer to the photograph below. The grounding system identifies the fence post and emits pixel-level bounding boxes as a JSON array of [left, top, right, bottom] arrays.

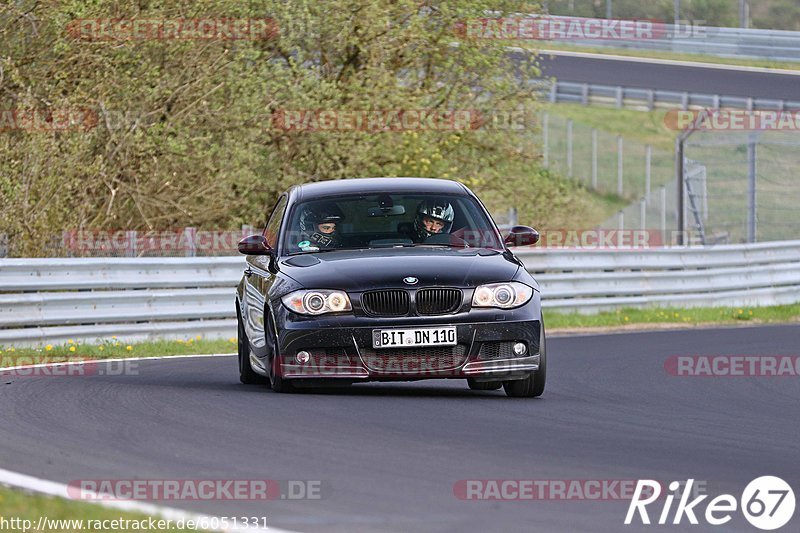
[[567, 119, 573, 178], [184, 227, 197, 257], [591, 128, 598, 190], [640, 197, 647, 230], [747, 135, 757, 243], [645, 144, 652, 204], [660, 185, 667, 247], [543, 111, 549, 168], [617, 135, 624, 196], [126, 230, 137, 258]]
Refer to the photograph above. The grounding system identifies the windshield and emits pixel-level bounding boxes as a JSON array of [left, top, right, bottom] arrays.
[[281, 193, 502, 254]]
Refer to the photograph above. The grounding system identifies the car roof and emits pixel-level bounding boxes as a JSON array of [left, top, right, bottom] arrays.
[[289, 177, 469, 201]]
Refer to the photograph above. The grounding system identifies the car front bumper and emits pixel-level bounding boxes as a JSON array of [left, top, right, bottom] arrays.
[[271, 300, 542, 382]]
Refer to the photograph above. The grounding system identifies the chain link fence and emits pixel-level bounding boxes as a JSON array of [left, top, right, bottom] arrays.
[[681, 130, 800, 244]]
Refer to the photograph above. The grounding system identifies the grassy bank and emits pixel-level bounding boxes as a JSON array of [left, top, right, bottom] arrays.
[[0, 487, 193, 532], [546, 303, 800, 331]]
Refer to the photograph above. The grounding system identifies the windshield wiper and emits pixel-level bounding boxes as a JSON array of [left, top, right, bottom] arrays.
[[287, 246, 367, 256]]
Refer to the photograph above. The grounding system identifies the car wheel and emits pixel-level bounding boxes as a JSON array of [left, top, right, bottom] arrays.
[[467, 378, 502, 391], [238, 310, 267, 385], [503, 313, 547, 398], [266, 314, 295, 394]]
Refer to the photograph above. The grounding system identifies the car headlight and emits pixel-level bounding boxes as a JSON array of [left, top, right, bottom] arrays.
[[472, 282, 533, 309], [281, 290, 352, 315]]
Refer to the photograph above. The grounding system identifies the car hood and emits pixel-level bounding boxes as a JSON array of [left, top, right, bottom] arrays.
[[278, 247, 522, 291]]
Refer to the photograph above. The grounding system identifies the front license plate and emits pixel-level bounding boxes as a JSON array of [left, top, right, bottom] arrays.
[[372, 327, 457, 349]]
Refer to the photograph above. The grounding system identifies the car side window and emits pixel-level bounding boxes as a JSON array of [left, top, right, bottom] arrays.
[[264, 196, 288, 250]]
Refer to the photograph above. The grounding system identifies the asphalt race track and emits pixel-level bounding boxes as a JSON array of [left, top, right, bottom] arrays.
[[535, 51, 800, 101], [1, 325, 799, 532]]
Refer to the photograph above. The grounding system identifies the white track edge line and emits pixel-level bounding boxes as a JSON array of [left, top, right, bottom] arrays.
[[0, 467, 299, 533], [0, 353, 235, 373], [536, 48, 800, 76]]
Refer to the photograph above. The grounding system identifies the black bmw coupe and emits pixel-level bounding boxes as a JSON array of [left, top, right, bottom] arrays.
[[236, 177, 545, 397]]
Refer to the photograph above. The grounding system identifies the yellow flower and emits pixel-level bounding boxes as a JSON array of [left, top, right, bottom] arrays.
[[45, 345, 53, 351], [228, 337, 236, 343], [126, 345, 133, 351], [115, 342, 120, 346], [111, 336, 117, 340], [9, 347, 15, 352], [68, 339, 74, 344], [749, 310, 753, 315], [69, 346, 76, 352], [98, 346, 104, 351], [196, 335, 201, 340], [738, 309, 743, 314], [623, 316, 629, 321]]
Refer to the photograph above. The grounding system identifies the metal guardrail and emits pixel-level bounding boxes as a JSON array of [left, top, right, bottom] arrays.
[[540, 81, 800, 111], [546, 20, 800, 63], [2, 241, 800, 346]]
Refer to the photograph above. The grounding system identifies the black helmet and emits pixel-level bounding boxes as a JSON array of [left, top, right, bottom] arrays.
[[299, 202, 344, 248], [414, 199, 454, 240]]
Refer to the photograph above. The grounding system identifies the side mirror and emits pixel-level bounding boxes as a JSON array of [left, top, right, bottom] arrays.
[[503, 226, 540, 247], [238, 234, 272, 255]]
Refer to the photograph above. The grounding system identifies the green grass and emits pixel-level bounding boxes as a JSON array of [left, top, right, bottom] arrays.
[[536, 43, 800, 71], [0, 337, 235, 367], [0, 487, 193, 532], [545, 103, 675, 152], [546, 303, 800, 330]]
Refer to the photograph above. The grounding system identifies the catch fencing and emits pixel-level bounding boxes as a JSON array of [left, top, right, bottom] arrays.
[[2, 240, 800, 346]]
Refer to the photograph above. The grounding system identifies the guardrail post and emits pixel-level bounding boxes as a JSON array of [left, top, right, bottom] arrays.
[[591, 129, 598, 190], [645, 144, 652, 204], [746, 97, 754, 111], [549, 83, 557, 104], [713, 94, 720, 109], [647, 89, 654, 111], [542, 111, 549, 168], [617, 135, 624, 196], [681, 92, 689, 110], [581, 83, 589, 106], [615, 86, 623, 109], [567, 119, 573, 178]]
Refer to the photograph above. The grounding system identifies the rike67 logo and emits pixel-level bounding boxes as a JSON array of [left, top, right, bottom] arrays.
[[625, 477, 795, 530]]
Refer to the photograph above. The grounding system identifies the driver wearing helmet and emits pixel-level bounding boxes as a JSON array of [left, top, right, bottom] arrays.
[[412, 199, 454, 242], [299, 202, 345, 249]]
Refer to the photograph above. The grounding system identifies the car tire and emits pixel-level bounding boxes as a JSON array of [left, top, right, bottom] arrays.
[[467, 378, 502, 391], [238, 310, 267, 385], [266, 313, 295, 394], [503, 313, 547, 398]]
